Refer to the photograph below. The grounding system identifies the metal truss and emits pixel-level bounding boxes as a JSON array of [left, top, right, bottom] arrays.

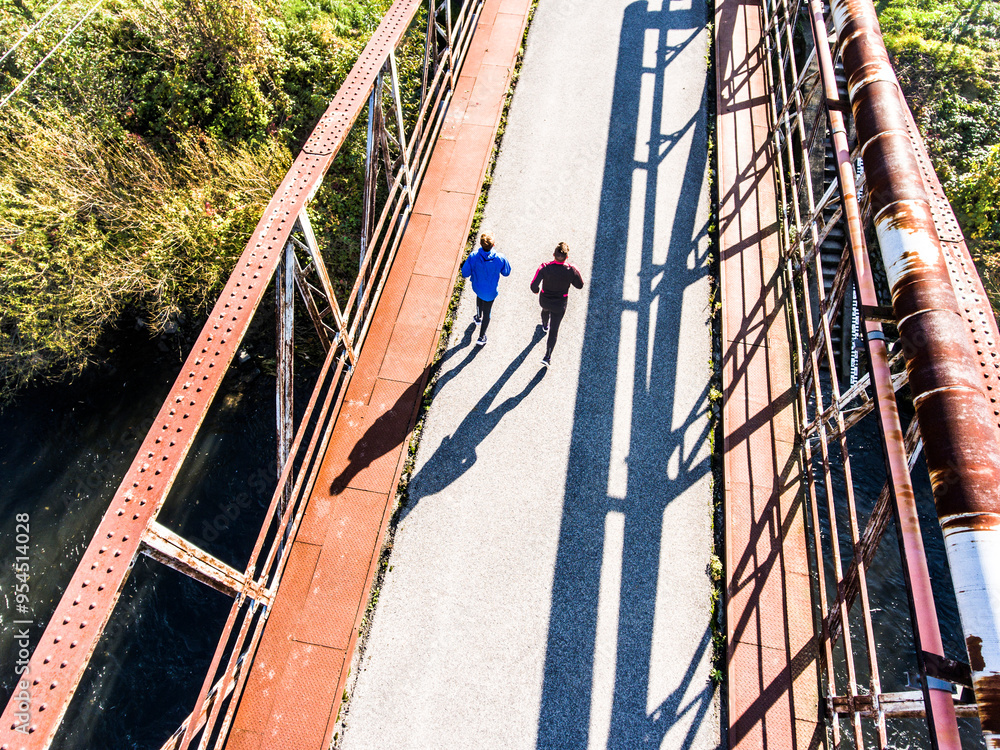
[[761, 0, 1000, 745], [0, 1, 486, 748]]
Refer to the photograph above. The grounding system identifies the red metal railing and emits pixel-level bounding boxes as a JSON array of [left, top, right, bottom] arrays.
[[0, 1, 484, 748]]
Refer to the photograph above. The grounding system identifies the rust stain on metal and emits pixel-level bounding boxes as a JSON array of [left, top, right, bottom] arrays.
[[976, 674, 1000, 734], [969, 636, 987, 671], [941, 513, 1000, 533], [877, 202, 936, 236]]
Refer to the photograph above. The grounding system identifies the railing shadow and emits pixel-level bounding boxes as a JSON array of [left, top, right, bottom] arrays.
[[328, 322, 484, 495], [536, 2, 716, 748]]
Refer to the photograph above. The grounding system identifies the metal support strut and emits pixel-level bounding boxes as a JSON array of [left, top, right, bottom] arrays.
[[831, 0, 1000, 743], [276, 241, 295, 522]]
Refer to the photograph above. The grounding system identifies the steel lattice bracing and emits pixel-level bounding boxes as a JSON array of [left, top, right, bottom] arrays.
[[761, 0, 1000, 743]]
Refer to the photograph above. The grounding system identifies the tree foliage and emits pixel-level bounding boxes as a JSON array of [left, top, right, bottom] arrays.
[[0, 108, 291, 398], [0, 0, 393, 398], [877, 0, 1000, 308]]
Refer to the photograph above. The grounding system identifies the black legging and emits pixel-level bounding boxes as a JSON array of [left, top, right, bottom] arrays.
[[540, 301, 567, 357], [477, 297, 495, 337]]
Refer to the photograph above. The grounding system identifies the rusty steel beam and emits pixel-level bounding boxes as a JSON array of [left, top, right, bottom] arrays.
[[806, 0, 964, 745], [292, 254, 335, 352], [276, 241, 295, 526], [388, 52, 415, 204], [0, 2, 426, 747], [297, 210, 356, 366], [768, 0, 883, 732], [830, 0, 1000, 743], [360, 67, 381, 316], [287, 211, 343, 354], [832, 692, 980, 719], [139, 523, 270, 604], [419, 0, 433, 107], [296, 211, 333, 304], [801, 363, 907, 442]]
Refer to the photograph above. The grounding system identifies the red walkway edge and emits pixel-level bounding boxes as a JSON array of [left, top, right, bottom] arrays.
[[715, 0, 823, 747], [226, 1, 532, 747]]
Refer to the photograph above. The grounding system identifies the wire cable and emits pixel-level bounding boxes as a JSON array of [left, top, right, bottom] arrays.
[[0, 0, 104, 110], [0, 0, 69, 66]]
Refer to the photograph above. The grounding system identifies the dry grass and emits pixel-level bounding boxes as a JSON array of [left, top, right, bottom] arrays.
[[0, 106, 290, 398]]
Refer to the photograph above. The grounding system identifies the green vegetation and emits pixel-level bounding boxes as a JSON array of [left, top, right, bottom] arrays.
[[0, 0, 398, 400], [876, 0, 1000, 304]]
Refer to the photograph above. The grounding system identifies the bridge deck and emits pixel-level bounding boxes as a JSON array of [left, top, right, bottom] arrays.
[[229, 0, 821, 745], [225, 1, 533, 747], [338, 0, 720, 747], [715, 0, 823, 746]]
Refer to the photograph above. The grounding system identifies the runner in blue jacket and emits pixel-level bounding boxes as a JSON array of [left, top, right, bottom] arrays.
[[461, 233, 512, 346]]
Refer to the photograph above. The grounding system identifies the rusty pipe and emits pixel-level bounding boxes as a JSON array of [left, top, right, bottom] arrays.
[[830, 0, 1000, 743], [806, 0, 962, 745]]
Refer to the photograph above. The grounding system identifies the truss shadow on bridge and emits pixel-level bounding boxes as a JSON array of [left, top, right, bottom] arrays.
[[539, 2, 715, 747]]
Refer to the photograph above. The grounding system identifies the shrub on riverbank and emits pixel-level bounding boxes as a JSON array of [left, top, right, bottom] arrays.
[[878, 0, 1000, 306], [0, 111, 289, 397], [0, 0, 391, 400]]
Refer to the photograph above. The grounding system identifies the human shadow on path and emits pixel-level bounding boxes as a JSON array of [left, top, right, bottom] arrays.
[[537, 2, 716, 748], [406, 327, 547, 509], [328, 323, 484, 494], [435, 322, 484, 393]]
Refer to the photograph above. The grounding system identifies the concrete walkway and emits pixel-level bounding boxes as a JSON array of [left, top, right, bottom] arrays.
[[340, 0, 718, 747]]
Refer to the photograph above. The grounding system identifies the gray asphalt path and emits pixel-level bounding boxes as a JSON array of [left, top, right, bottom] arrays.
[[339, 0, 717, 747]]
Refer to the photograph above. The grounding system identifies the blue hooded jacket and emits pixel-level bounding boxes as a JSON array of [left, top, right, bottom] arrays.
[[461, 247, 512, 301]]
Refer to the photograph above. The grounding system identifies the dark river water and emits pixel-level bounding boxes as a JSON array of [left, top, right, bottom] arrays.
[[0, 326, 986, 748], [0, 324, 311, 749]]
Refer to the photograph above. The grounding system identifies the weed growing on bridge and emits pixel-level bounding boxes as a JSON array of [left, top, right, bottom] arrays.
[[705, 2, 727, 695]]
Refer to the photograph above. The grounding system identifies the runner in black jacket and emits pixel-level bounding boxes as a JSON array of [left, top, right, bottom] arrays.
[[530, 242, 585, 366]]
